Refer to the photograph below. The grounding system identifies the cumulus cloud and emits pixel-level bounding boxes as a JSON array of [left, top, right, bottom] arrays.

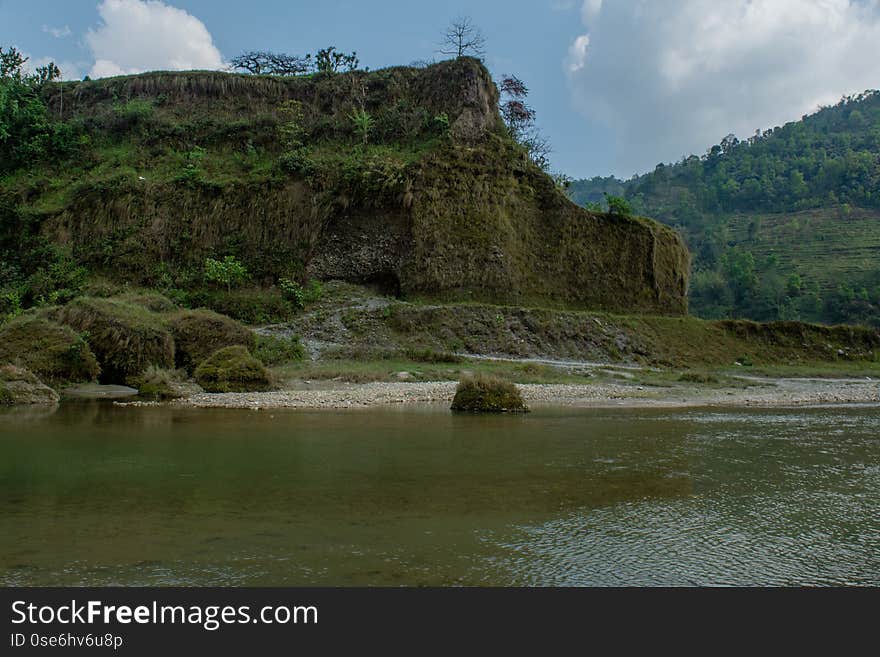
[[566, 0, 880, 176], [86, 0, 224, 78]]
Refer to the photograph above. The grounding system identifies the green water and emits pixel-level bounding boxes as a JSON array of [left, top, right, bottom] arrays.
[[1, 402, 878, 586]]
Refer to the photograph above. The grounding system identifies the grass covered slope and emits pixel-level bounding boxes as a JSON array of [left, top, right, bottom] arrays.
[[2, 58, 688, 316]]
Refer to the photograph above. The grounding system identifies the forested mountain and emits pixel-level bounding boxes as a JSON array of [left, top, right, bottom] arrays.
[[569, 90, 880, 327]]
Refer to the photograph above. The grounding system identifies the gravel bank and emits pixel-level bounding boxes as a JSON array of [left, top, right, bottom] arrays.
[[158, 378, 880, 410]]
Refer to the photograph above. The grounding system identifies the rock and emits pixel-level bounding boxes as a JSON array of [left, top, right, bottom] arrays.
[[0, 365, 60, 405], [396, 371, 414, 381], [194, 346, 273, 393]]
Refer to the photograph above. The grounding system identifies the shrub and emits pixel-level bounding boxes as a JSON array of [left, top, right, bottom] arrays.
[[253, 333, 305, 366], [0, 314, 100, 384], [450, 374, 529, 413], [405, 348, 463, 364], [180, 288, 294, 324], [194, 345, 273, 393], [135, 366, 195, 400], [168, 308, 255, 372], [53, 297, 174, 384], [204, 255, 248, 292], [114, 291, 178, 313]]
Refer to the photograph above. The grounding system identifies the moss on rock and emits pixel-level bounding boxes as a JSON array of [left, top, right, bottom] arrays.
[[450, 374, 529, 413], [0, 364, 61, 405], [194, 345, 272, 392], [135, 365, 201, 400], [53, 297, 174, 384], [168, 309, 255, 373], [0, 314, 100, 384]]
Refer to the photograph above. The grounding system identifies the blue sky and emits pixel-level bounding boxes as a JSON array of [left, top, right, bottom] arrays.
[[3, 1, 880, 179]]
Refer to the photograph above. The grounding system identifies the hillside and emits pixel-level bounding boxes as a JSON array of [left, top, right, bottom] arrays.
[[569, 90, 880, 327], [0, 57, 689, 319]]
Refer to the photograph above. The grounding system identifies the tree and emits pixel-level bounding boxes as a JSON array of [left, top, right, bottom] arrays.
[[439, 17, 486, 58], [498, 75, 551, 170], [230, 51, 312, 76], [314, 47, 359, 73]]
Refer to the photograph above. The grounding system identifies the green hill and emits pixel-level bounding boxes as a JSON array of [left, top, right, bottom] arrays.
[[0, 56, 688, 321], [569, 90, 880, 327]]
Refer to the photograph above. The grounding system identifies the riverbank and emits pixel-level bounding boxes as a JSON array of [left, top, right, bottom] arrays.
[[153, 376, 879, 410]]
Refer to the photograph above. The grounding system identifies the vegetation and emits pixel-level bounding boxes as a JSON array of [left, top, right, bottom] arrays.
[[0, 314, 100, 383], [0, 56, 689, 317], [135, 366, 193, 400], [0, 364, 59, 405], [450, 373, 529, 413], [194, 345, 273, 392], [53, 297, 175, 384], [167, 308, 255, 372], [253, 333, 305, 366], [569, 90, 880, 326]]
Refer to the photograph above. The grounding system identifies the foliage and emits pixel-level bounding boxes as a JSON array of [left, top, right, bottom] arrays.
[[450, 373, 529, 413], [279, 277, 323, 309], [174, 287, 295, 324], [204, 255, 249, 292], [53, 297, 175, 384], [194, 345, 273, 392], [135, 365, 191, 400], [605, 194, 633, 217], [167, 308, 255, 373], [0, 314, 101, 383], [569, 89, 880, 326], [498, 74, 550, 170], [253, 333, 305, 365], [315, 47, 359, 74], [349, 108, 374, 145]]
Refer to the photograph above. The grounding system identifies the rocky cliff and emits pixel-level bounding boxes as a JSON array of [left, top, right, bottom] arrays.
[[5, 57, 690, 315]]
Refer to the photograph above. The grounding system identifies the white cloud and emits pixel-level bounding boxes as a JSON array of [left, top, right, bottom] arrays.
[[566, 35, 590, 73], [566, 0, 880, 176], [42, 25, 72, 39], [86, 0, 225, 78]]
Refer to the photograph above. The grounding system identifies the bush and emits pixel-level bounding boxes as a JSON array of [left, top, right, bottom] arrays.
[[450, 374, 529, 413], [135, 366, 196, 400], [194, 345, 273, 393], [204, 255, 248, 292], [253, 333, 305, 365], [405, 348, 463, 364], [0, 314, 100, 384], [53, 297, 175, 384], [180, 288, 294, 324], [168, 308, 255, 372], [115, 291, 178, 313]]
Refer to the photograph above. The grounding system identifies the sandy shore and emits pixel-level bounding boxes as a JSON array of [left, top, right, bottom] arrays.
[[154, 377, 880, 410]]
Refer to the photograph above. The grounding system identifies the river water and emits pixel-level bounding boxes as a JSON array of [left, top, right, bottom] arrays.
[[1, 402, 877, 586]]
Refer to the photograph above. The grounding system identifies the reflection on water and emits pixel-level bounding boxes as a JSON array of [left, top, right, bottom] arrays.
[[1, 402, 877, 586]]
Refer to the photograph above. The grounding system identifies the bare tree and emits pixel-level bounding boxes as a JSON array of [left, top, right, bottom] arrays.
[[230, 51, 312, 76], [439, 16, 487, 58]]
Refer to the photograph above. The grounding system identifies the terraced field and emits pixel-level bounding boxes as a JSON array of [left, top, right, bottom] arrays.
[[726, 206, 880, 292]]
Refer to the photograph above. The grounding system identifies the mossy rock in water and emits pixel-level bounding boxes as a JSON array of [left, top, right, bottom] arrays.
[[450, 374, 529, 413], [168, 309, 255, 373], [194, 345, 272, 393], [53, 297, 175, 384], [0, 364, 61, 405], [0, 315, 101, 384], [135, 366, 202, 400]]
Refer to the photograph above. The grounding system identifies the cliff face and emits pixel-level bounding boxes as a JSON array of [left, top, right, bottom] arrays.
[[12, 58, 689, 315]]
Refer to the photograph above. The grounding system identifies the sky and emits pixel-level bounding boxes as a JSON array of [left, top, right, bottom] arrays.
[[3, 0, 880, 179]]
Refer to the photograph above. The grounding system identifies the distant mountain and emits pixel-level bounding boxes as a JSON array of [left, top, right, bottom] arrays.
[[569, 90, 880, 327]]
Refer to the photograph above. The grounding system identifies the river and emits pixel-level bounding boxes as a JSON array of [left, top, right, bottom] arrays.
[[1, 402, 877, 586]]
